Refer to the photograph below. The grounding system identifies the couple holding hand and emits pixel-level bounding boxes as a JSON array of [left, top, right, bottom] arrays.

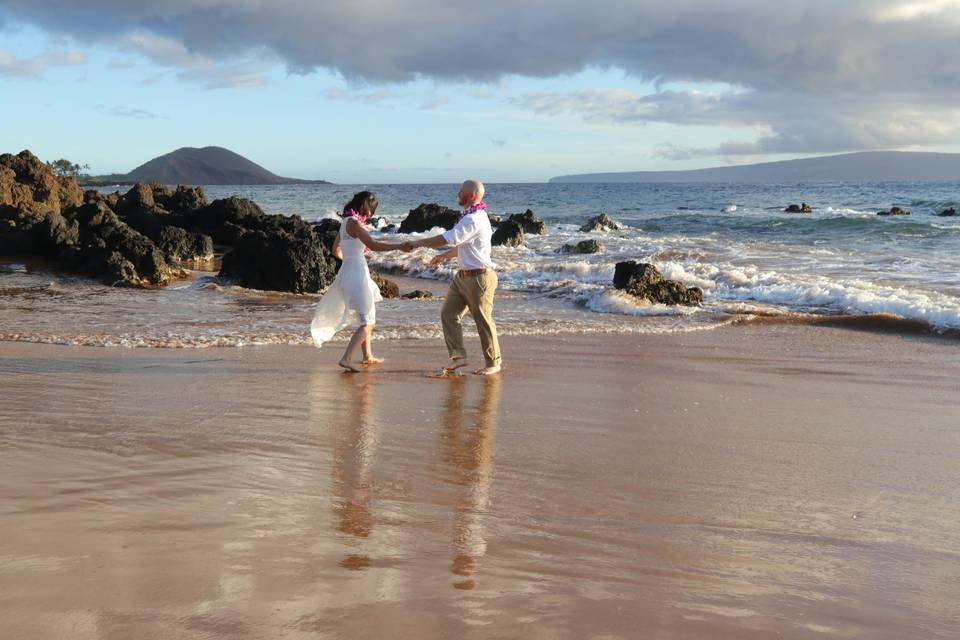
[[311, 180, 502, 376]]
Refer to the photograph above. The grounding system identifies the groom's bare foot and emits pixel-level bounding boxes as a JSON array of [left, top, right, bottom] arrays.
[[362, 356, 384, 365], [338, 359, 360, 373], [474, 364, 501, 376], [443, 359, 469, 373]]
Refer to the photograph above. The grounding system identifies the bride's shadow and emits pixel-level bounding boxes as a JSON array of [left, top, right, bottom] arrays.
[[438, 375, 502, 590]]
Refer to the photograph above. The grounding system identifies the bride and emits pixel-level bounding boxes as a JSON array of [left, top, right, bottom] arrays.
[[311, 191, 407, 372]]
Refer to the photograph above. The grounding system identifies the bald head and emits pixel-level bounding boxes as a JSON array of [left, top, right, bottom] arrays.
[[458, 179, 485, 207]]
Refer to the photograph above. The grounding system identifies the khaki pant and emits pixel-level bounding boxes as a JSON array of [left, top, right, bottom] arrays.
[[441, 270, 501, 368]]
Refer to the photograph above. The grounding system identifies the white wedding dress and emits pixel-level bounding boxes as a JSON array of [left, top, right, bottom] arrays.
[[310, 219, 382, 346]]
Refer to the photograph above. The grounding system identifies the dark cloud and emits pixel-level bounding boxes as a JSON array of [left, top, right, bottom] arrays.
[[3, 1, 960, 154], [0, 1, 956, 91]]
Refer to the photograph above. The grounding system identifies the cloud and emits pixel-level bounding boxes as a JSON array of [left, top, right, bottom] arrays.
[[0, 47, 85, 76], [115, 29, 269, 89], [1, 1, 959, 91], [323, 87, 402, 104], [94, 103, 159, 119], [514, 86, 960, 158], [4, 1, 960, 154], [419, 96, 450, 110]]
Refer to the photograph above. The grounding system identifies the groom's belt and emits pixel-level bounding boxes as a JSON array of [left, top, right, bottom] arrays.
[[457, 268, 489, 277]]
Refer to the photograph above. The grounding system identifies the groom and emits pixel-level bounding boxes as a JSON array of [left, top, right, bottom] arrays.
[[406, 180, 502, 375]]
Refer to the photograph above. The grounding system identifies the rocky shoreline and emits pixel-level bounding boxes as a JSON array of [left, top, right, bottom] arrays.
[[2, 149, 704, 307]]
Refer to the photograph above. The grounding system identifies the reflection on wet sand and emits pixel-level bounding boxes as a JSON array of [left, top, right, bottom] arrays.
[[331, 375, 377, 569], [3, 330, 959, 639], [438, 376, 501, 590]]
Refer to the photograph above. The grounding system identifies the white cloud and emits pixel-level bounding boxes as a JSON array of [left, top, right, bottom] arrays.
[[419, 96, 450, 110], [874, 0, 960, 22], [0, 48, 85, 76], [323, 87, 402, 104], [94, 103, 160, 119]]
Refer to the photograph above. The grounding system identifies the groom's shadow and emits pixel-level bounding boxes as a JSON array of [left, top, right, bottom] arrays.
[[438, 375, 502, 590]]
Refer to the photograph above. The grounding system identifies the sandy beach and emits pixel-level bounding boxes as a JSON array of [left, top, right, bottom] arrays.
[[2, 324, 959, 639]]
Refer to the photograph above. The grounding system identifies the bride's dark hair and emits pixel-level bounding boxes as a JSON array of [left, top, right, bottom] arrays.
[[342, 191, 378, 218]]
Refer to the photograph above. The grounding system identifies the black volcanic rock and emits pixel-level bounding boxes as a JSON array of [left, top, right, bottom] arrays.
[[32, 210, 80, 256], [371, 272, 399, 298], [506, 209, 546, 234], [0, 150, 84, 216], [491, 220, 525, 247], [580, 213, 624, 232], [313, 218, 342, 252], [194, 196, 267, 235], [784, 203, 813, 213], [0, 152, 335, 290], [219, 229, 335, 293], [613, 261, 703, 306], [65, 201, 176, 286], [559, 239, 605, 254], [163, 185, 208, 212], [158, 226, 213, 262], [112, 183, 213, 262], [877, 206, 911, 216], [398, 203, 460, 234]]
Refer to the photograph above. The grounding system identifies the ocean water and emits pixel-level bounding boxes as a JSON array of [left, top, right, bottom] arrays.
[[1, 181, 958, 347]]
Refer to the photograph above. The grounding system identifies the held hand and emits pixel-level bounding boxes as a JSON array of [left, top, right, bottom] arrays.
[[401, 241, 415, 252], [429, 253, 447, 267]]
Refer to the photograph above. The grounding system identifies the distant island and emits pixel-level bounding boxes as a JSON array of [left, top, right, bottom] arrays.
[[549, 151, 960, 183], [83, 146, 330, 186]]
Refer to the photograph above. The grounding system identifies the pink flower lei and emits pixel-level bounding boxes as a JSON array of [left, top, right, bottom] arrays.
[[343, 208, 372, 253], [343, 208, 368, 229], [457, 201, 487, 223]]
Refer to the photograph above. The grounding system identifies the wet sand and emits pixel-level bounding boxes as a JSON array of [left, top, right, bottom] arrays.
[[1, 325, 959, 639]]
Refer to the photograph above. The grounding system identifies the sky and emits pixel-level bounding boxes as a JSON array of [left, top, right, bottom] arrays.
[[2, 0, 960, 183]]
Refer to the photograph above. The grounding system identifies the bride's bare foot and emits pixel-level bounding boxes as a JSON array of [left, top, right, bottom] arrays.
[[362, 356, 384, 365], [474, 364, 501, 376], [338, 359, 360, 373]]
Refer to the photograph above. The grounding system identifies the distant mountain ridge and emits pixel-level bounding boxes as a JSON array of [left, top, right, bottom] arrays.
[[87, 146, 329, 185], [549, 151, 960, 183]]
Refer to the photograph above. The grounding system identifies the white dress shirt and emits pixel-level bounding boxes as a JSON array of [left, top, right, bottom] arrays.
[[442, 211, 497, 270]]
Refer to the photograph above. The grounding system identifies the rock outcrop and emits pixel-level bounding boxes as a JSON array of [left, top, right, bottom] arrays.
[[784, 203, 813, 213], [370, 272, 400, 299], [505, 209, 546, 234], [219, 228, 334, 293], [491, 220, 525, 247], [0, 150, 337, 292], [398, 203, 460, 233], [58, 201, 178, 287], [559, 239, 605, 254], [0, 150, 84, 217], [613, 261, 703, 306], [402, 289, 433, 299], [580, 213, 624, 232], [877, 206, 911, 216], [313, 218, 341, 252]]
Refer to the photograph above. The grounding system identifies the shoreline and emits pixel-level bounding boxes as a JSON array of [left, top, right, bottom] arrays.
[[2, 324, 959, 638]]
